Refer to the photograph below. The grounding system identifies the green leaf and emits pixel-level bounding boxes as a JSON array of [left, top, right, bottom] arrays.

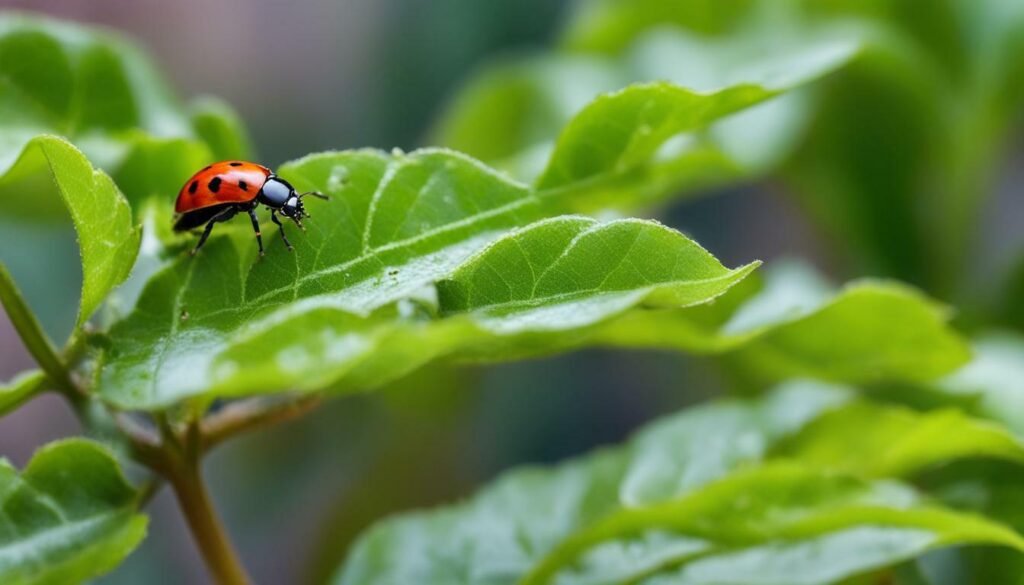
[[533, 81, 768, 190], [559, 0, 754, 52], [0, 136, 140, 333], [98, 154, 963, 410], [0, 13, 246, 346], [437, 216, 758, 327], [204, 216, 757, 399], [0, 370, 46, 417], [524, 465, 1023, 585], [434, 55, 627, 168], [779, 401, 1024, 477], [444, 1, 1024, 295], [437, 27, 859, 201], [0, 439, 147, 585], [97, 145, 755, 409], [594, 262, 971, 385], [0, 13, 248, 208], [619, 380, 852, 507], [335, 383, 839, 585], [334, 384, 1024, 584]]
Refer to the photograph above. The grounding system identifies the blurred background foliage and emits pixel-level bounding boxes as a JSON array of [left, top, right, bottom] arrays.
[[0, 0, 1023, 583]]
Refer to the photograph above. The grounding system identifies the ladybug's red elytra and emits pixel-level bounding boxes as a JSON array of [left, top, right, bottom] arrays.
[[173, 161, 327, 256]]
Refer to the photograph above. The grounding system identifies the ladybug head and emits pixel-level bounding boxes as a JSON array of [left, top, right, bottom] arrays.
[[281, 195, 306, 220], [283, 190, 328, 221]]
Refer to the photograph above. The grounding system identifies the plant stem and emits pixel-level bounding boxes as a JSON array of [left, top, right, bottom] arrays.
[[201, 394, 322, 451], [117, 398, 319, 585], [163, 421, 251, 585], [170, 464, 250, 585], [0, 263, 76, 394]]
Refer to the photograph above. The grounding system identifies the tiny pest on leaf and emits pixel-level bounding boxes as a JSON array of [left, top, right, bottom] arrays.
[[173, 161, 329, 257]]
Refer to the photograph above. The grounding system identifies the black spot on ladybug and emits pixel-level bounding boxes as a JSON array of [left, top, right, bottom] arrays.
[[188, 180, 199, 194], [208, 177, 222, 193], [238, 180, 249, 191], [229, 162, 243, 167]]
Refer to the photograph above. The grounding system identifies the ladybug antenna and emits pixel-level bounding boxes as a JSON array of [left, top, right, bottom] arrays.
[[299, 191, 329, 201]]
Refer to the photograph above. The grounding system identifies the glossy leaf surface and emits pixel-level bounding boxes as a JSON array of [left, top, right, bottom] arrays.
[[0, 440, 146, 585]]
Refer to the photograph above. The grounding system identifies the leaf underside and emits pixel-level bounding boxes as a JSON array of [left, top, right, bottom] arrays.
[[335, 381, 1024, 585]]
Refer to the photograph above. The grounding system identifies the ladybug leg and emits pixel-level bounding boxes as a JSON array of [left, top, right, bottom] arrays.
[[271, 212, 294, 251], [192, 207, 237, 256], [247, 208, 265, 257]]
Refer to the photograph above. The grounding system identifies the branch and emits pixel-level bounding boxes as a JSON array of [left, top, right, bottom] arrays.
[[127, 415, 251, 584], [169, 422, 252, 585], [114, 412, 169, 472], [200, 394, 323, 451]]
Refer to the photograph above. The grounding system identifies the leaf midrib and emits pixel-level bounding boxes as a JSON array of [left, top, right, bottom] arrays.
[[469, 271, 751, 316]]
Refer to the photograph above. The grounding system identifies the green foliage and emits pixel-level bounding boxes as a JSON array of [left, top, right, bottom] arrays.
[[1, 137, 139, 330], [0, 136, 139, 374], [0, 14, 248, 208], [0, 6, 1022, 585], [97, 147, 757, 409], [335, 382, 1024, 584], [440, 0, 1024, 292], [437, 217, 756, 320], [780, 401, 1024, 476], [0, 12, 246, 346], [436, 28, 859, 194], [0, 440, 146, 585], [534, 82, 776, 190], [595, 262, 970, 386]]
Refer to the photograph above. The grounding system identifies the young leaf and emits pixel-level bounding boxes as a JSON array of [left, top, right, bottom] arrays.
[[97, 155, 962, 410], [334, 382, 1024, 585], [97, 146, 755, 409], [433, 56, 628, 166], [595, 262, 971, 384], [779, 401, 1024, 478], [0, 439, 147, 585], [534, 82, 783, 190], [0, 136, 140, 333], [437, 24, 859, 202], [0, 370, 46, 417], [97, 148, 525, 408]]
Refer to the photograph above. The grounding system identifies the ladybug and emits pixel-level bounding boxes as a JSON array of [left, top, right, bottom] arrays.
[[173, 161, 327, 256]]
